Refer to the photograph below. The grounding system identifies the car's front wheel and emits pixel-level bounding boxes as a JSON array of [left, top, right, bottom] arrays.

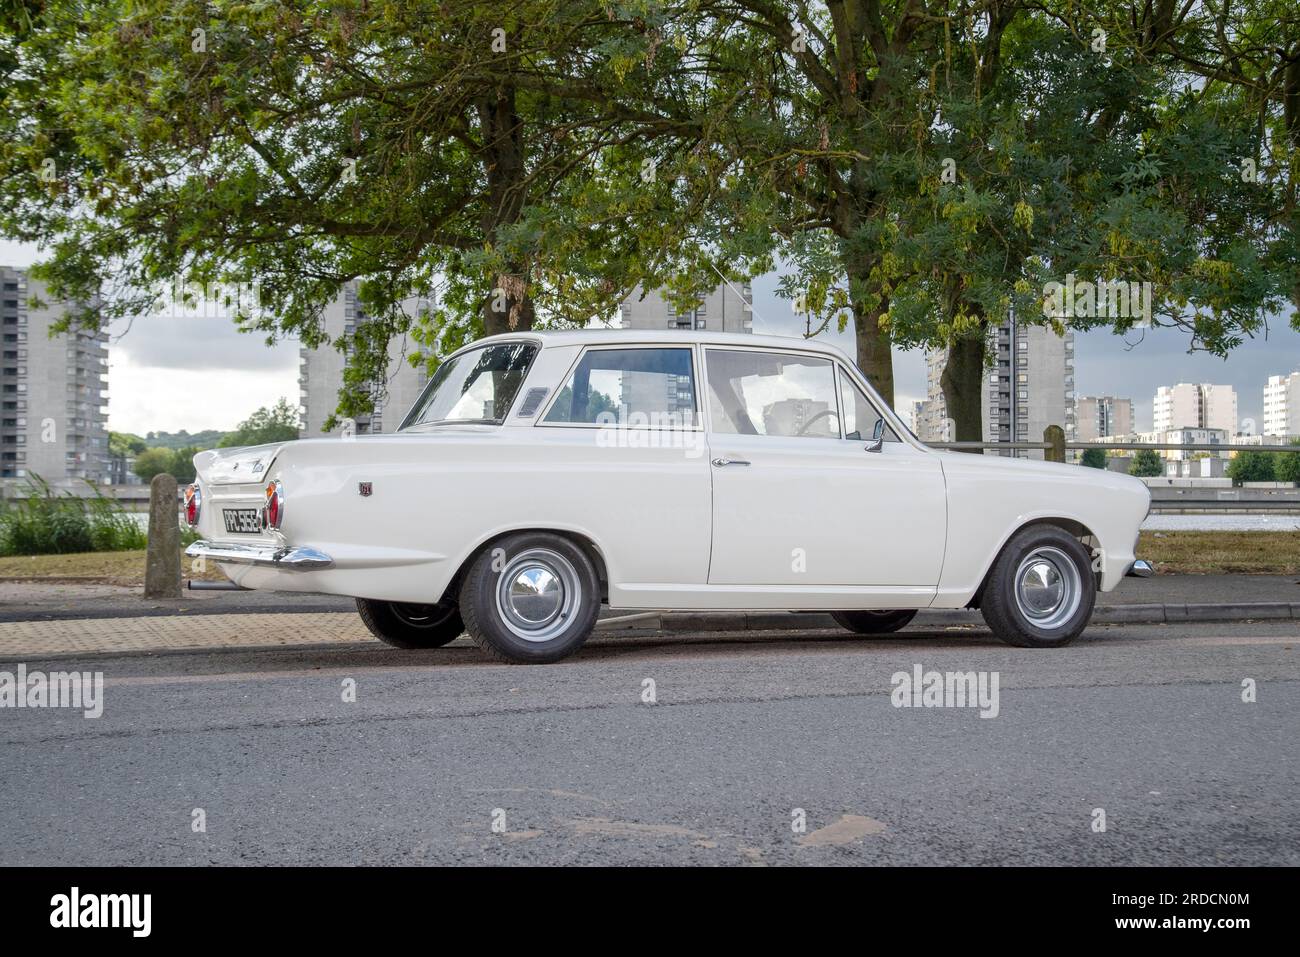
[[830, 609, 917, 634], [459, 533, 601, 664], [979, 526, 1096, 648], [356, 598, 464, 649]]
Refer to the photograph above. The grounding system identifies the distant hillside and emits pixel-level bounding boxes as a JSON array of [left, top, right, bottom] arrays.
[[142, 429, 228, 450]]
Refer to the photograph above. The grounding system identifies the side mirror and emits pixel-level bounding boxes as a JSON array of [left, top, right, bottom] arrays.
[[865, 419, 884, 453]]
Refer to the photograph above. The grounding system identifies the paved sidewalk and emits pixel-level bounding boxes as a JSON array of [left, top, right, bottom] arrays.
[[3, 602, 1298, 660], [0, 612, 372, 658], [0, 573, 1294, 659], [1, 574, 1295, 623]]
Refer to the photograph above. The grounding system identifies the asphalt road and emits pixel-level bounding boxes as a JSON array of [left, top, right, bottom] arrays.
[[1, 620, 1297, 866]]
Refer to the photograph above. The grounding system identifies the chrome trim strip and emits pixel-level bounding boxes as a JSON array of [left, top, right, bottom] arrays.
[[1126, 559, 1154, 578], [185, 540, 333, 570]]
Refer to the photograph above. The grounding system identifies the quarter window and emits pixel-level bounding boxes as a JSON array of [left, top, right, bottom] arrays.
[[838, 368, 898, 442], [544, 348, 697, 427], [705, 350, 840, 438]]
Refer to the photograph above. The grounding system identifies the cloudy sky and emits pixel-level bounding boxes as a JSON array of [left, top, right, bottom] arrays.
[[3, 237, 1297, 436]]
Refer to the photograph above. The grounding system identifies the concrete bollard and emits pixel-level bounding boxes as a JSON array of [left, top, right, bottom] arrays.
[[143, 473, 182, 598], [1044, 424, 1066, 464]]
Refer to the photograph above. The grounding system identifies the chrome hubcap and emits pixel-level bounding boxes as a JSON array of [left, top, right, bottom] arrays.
[[1013, 546, 1082, 630], [495, 548, 579, 643]]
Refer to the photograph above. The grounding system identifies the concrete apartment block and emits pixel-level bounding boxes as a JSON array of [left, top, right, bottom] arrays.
[[1075, 395, 1134, 443], [0, 267, 110, 484], [920, 319, 1073, 454], [299, 285, 432, 437], [619, 282, 753, 333], [1153, 382, 1237, 434], [1263, 371, 1300, 437]]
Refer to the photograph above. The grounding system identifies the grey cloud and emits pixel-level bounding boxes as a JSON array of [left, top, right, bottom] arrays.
[[110, 313, 300, 373]]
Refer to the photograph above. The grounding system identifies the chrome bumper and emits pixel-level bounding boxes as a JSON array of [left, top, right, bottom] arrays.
[[185, 540, 333, 570], [1126, 559, 1154, 578]]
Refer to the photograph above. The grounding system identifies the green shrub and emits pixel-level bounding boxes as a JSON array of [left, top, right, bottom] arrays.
[[1226, 450, 1276, 485], [1080, 448, 1108, 469], [1129, 449, 1164, 477], [1276, 442, 1300, 484], [0, 477, 149, 556]]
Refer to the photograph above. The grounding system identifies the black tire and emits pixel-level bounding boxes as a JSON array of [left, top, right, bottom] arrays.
[[830, 609, 917, 634], [979, 526, 1096, 648], [356, 598, 464, 650], [458, 532, 601, 664]]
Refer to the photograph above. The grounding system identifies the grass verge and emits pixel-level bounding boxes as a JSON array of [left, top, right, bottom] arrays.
[[0, 549, 227, 587], [1139, 530, 1300, 576]]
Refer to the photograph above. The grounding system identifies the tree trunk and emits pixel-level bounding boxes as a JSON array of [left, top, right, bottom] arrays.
[[477, 88, 534, 337], [940, 334, 985, 451], [854, 305, 894, 407], [844, 255, 894, 406], [1285, 56, 1300, 310]]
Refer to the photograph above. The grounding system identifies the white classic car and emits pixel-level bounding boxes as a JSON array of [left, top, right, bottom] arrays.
[[186, 329, 1152, 663]]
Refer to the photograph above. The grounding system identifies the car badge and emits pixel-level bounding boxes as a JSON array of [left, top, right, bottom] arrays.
[[358, 482, 373, 497]]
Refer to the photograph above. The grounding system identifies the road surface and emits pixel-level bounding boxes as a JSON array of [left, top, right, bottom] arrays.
[[1, 619, 1296, 865]]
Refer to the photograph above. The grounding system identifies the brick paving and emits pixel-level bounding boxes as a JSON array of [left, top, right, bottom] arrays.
[[0, 612, 374, 658]]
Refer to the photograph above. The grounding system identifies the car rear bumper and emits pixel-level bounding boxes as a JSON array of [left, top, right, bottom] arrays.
[[1126, 559, 1154, 578], [185, 540, 334, 570]]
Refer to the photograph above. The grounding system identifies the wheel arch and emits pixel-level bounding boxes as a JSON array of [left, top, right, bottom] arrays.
[[439, 526, 610, 605], [967, 516, 1100, 609]]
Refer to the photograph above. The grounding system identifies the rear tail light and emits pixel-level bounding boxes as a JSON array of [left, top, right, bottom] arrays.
[[262, 480, 284, 530], [183, 484, 202, 526]]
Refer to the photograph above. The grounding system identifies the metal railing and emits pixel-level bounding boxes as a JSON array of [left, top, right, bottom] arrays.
[[927, 428, 1296, 459]]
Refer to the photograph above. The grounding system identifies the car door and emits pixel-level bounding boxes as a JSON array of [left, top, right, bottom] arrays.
[[534, 343, 713, 589], [704, 347, 946, 588]]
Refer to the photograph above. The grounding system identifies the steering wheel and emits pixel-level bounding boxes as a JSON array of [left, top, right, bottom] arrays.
[[795, 408, 838, 437]]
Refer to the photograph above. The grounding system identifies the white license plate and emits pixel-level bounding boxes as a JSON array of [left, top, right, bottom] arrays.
[[223, 508, 262, 534]]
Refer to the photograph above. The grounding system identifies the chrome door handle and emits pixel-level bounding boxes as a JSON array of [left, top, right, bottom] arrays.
[[711, 457, 751, 467]]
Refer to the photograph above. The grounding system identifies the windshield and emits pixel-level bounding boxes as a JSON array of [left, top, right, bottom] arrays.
[[400, 341, 537, 428]]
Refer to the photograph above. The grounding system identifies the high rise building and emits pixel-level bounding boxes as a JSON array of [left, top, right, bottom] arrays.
[[1074, 395, 1134, 443], [0, 267, 110, 483], [299, 285, 433, 437], [1152, 383, 1237, 434], [619, 282, 753, 333], [920, 319, 1074, 454], [1263, 371, 1300, 437], [984, 321, 1075, 450], [915, 352, 954, 443]]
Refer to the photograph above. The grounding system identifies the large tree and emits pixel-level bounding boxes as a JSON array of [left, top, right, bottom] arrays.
[[3, 0, 1295, 438], [687, 2, 1296, 431], [0, 0, 711, 423], [888, 8, 1296, 440]]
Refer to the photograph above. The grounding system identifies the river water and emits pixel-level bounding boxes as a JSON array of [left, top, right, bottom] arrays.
[[1141, 514, 1299, 532]]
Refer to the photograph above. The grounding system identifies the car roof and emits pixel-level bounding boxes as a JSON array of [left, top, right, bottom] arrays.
[[473, 327, 855, 360]]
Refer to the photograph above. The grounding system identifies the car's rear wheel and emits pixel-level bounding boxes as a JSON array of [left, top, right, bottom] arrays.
[[459, 533, 601, 664], [356, 598, 464, 649], [830, 609, 917, 634], [979, 526, 1096, 648]]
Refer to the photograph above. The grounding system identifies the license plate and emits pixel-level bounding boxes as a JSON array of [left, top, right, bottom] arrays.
[[223, 508, 262, 534]]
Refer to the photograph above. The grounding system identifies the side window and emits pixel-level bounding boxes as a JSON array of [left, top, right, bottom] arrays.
[[706, 350, 840, 439], [838, 368, 899, 442], [544, 347, 697, 426]]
